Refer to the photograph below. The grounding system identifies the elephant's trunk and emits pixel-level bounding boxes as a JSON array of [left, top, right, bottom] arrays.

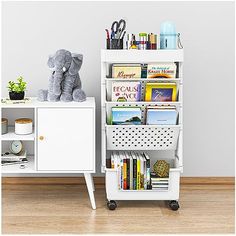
[[53, 71, 64, 96]]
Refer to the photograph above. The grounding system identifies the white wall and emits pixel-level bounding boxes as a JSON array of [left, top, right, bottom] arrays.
[[1, 1, 235, 176]]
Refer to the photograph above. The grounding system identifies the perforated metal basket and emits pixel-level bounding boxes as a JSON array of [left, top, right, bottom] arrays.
[[106, 125, 180, 150]]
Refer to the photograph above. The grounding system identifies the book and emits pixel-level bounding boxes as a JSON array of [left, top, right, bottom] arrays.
[[147, 63, 177, 78], [111, 107, 141, 125], [1, 158, 28, 166], [116, 152, 121, 190], [111, 81, 141, 102], [137, 154, 141, 190], [140, 154, 144, 190], [126, 154, 130, 190], [129, 152, 133, 190], [123, 155, 127, 190], [146, 107, 178, 125], [145, 83, 177, 102], [131, 151, 137, 190], [120, 154, 123, 189], [112, 64, 142, 78], [111, 151, 115, 168], [1, 97, 32, 105], [143, 153, 151, 189], [1, 151, 27, 161]]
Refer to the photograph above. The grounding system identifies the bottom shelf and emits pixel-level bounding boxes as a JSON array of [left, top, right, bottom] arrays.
[[105, 158, 181, 200], [1, 155, 35, 173]]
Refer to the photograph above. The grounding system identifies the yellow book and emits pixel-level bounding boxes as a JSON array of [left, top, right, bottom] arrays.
[[123, 160, 127, 190], [145, 83, 177, 102], [137, 157, 141, 190]]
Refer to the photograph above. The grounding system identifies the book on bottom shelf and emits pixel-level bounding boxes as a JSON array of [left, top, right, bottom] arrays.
[[111, 151, 168, 191]]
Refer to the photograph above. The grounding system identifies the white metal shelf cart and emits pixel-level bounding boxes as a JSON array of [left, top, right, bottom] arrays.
[[101, 49, 183, 210]]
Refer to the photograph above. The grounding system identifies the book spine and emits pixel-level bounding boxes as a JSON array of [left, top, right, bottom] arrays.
[[123, 159, 127, 190], [133, 158, 137, 190], [111, 151, 114, 169], [140, 157, 144, 190], [117, 154, 121, 190], [120, 158, 123, 190], [146, 157, 151, 189], [143, 156, 147, 190], [130, 155, 133, 190], [126, 157, 130, 190], [137, 157, 140, 190]]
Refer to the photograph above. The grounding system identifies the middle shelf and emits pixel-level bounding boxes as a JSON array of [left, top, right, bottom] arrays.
[[1, 127, 35, 141]]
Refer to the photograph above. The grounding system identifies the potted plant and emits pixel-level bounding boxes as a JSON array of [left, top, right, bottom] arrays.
[[7, 76, 27, 100]]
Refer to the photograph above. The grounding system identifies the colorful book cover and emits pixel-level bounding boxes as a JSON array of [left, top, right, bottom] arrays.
[[146, 109, 178, 125], [111, 82, 141, 102], [112, 64, 142, 78], [147, 63, 177, 78], [145, 83, 177, 102], [111, 107, 141, 125]]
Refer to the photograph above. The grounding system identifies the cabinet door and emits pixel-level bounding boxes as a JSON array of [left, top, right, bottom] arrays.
[[37, 108, 95, 171]]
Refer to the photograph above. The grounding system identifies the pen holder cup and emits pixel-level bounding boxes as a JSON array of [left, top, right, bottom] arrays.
[[107, 39, 123, 49]]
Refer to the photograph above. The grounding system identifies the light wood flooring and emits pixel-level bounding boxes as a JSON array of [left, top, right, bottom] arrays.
[[2, 183, 235, 234]]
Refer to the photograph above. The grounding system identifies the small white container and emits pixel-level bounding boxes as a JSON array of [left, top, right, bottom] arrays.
[[15, 118, 33, 135]]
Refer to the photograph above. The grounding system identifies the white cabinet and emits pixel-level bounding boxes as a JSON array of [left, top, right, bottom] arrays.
[[37, 108, 95, 171], [1, 97, 96, 209]]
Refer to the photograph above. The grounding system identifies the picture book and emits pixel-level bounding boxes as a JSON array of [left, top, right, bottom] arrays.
[[146, 107, 178, 125], [147, 63, 177, 78], [111, 107, 141, 125], [145, 83, 177, 102], [112, 64, 142, 78], [111, 81, 141, 102]]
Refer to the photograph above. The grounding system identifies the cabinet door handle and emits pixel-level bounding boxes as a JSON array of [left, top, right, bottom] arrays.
[[39, 136, 44, 141]]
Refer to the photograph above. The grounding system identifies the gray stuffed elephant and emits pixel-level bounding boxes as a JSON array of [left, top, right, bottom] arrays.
[[38, 49, 86, 102]]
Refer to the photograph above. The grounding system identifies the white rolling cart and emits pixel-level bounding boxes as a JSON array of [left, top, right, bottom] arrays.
[[101, 50, 183, 210]]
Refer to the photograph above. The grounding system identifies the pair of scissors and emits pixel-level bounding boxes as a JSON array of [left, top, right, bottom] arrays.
[[111, 19, 126, 39]]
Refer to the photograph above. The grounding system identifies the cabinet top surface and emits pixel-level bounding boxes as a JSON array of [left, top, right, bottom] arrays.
[[1, 97, 95, 108]]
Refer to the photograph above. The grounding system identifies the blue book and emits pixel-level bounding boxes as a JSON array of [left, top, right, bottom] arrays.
[[146, 108, 178, 125], [112, 107, 141, 125]]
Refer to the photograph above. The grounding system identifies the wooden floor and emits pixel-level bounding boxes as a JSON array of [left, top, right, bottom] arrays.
[[2, 183, 235, 234]]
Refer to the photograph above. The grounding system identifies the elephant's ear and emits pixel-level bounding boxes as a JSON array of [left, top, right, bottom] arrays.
[[69, 54, 83, 75], [47, 55, 54, 68]]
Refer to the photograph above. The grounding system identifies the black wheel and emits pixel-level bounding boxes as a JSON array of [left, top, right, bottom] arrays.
[[107, 200, 117, 210], [169, 200, 179, 211]]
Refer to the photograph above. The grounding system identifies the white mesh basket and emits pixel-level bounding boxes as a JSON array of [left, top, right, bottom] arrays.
[[106, 125, 180, 150]]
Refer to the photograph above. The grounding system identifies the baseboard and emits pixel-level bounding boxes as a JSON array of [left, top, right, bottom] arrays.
[[2, 176, 235, 185]]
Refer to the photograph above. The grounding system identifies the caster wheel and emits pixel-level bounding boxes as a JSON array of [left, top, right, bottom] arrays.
[[169, 200, 179, 211], [107, 200, 117, 210]]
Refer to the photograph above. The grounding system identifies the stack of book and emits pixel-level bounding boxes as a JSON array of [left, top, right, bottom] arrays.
[[151, 172, 169, 190], [110, 151, 151, 190], [1, 151, 28, 166]]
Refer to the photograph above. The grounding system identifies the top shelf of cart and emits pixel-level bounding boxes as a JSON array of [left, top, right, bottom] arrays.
[[101, 49, 184, 63]]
